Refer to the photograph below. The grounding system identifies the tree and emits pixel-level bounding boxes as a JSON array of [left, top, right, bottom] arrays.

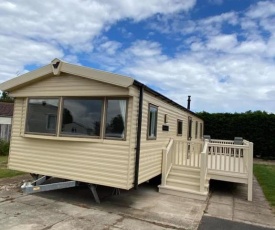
[[0, 91, 13, 102]]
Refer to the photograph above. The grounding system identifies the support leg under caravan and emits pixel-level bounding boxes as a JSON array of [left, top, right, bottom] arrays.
[[21, 175, 101, 203]]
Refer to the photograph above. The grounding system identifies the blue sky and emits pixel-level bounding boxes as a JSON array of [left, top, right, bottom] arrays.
[[0, 0, 275, 113]]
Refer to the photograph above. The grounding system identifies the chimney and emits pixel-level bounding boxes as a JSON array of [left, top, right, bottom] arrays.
[[187, 96, 191, 110]]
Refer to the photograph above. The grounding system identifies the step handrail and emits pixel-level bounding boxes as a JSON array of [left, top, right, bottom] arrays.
[[161, 138, 174, 186]]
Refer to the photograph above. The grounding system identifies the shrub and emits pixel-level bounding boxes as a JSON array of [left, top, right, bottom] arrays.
[[0, 140, 10, 156]]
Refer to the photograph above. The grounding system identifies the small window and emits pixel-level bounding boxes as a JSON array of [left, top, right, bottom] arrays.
[[61, 98, 103, 137], [105, 99, 127, 139], [164, 114, 168, 123], [26, 99, 59, 135], [200, 123, 203, 139], [195, 121, 198, 139], [177, 120, 183, 136], [188, 117, 192, 140], [147, 104, 158, 139]]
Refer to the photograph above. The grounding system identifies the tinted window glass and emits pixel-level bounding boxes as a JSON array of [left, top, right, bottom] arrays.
[[61, 99, 103, 136], [148, 105, 158, 139], [105, 99, 127, 139], [26, 99, 59, 134], [177, 120, 183, 135]]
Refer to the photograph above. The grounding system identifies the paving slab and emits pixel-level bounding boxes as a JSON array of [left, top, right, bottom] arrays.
[[204, 177, 275, 229]]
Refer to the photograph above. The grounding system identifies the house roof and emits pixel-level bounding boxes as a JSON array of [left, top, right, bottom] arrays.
[[0, 58, 134, 92], [0, 58, 200, 119], [0, 102, 14, 117]]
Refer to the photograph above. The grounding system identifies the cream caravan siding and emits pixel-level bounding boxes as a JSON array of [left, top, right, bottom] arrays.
[[8, 96, 134, 189], [127, 87, 203, 185], [10, 73, 129, 97]]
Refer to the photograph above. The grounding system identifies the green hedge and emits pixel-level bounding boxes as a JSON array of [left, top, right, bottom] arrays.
[[197, 111, 275, 159], [0, 140, 10, 156]]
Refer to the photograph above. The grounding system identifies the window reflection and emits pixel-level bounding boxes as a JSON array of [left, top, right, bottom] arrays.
[[26, 99, 59, 134], [105, 99, 127, 139], [61, 99, 103, 136], [148, 105, 158, 139]]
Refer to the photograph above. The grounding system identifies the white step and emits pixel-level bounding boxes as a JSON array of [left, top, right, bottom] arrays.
[[158, 185, 208, 201], [170, 165, 200, 176], [168, 171, 200, 183], [166, 178, 200, 191]]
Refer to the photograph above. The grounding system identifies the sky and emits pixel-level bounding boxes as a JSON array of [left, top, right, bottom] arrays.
[[0, 0, 275, 113]]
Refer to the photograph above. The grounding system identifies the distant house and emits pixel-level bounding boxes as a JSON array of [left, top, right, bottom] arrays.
[[0, 102, 14, 141]]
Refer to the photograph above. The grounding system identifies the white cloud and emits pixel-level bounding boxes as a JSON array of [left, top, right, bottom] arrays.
[[246, 1, 275, 19], [1, 0, 275, 113], [206, 34, 238, 51], [0, 0, 196, 81]]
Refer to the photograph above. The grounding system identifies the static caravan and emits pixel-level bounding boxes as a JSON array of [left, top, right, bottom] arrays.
[[0, 59, 205, 201]]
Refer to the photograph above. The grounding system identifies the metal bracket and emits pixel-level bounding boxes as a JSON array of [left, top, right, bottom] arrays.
[[88, 184, 100, 204], [21, 175, 78, 194]]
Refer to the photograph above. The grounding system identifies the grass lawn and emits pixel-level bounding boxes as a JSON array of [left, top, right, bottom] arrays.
[[0, 156, 25, 179], [254, 164, 275, 208]]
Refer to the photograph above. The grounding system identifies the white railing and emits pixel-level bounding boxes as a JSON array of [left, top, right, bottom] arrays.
[[210, 139, 234, 145], [173, 140, 203, 167], [207, 142, 249, 173], [161, 139, 174, 186]]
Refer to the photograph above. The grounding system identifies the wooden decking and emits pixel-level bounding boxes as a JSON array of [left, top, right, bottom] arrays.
[[159, 139, 254, 201]]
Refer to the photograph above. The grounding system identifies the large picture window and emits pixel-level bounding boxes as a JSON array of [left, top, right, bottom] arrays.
[[26, 99, 59, 134], [61, 99, 103, 137], [25, 97, 128, 140], [147, 104, 158, 140], [105, 99, 127, 139]]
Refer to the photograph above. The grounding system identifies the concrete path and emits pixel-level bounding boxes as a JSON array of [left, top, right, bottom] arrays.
[[204, 177, 275, 229], [0, 175, 207, 230], [0, 174, 275, 229]]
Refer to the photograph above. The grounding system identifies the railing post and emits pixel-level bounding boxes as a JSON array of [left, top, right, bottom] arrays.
[[161, 148, 167, 186], [248, 142, 253, 201], [200, 140, 208, 193]]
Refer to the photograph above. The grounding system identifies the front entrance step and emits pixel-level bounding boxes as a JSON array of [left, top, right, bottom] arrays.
[[171, 165, 200, 176], [159, 165, 209, 200], [166, 178, 200, 191], [168, 171, 200, 183], [158, 185, 208, 201]]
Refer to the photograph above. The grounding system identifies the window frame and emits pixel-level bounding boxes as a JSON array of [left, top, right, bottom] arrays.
[[177, 119, 183, 136], [103, 98, 128, 141], [147, 104, 158, 140], [59, 97, 104, 139], [25, 97, 60, 136]]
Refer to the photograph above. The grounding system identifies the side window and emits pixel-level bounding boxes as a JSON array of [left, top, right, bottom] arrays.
[[26, 98, 59, 135], [177, 120, 183, 136], [105, 99, 127, 139], [200, 123, 203, 139], [147, 104, 158, 140], [188, 116, 192, 140], [195, 121, 198, 139]]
